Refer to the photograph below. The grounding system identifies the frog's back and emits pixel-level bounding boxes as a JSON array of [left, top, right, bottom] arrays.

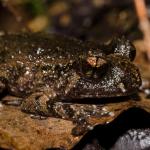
[[0, 33, 86, 64]]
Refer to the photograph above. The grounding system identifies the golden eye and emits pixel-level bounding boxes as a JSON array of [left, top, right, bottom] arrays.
[[86, 57, 97, 67], [75, 56, 108, 79]]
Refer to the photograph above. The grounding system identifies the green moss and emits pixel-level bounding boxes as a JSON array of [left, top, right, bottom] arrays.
[[25, 0, 46, 17]]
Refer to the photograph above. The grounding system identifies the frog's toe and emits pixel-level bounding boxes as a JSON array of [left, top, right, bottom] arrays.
[[72, 123, 94, 136], [21, 92, 50, 116], [30, 114, 47, 120], [72, 125, 87, 136], [1, 95, 22, 106]]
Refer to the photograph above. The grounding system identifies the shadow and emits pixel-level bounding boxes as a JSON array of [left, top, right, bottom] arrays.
[[73, 107, 150, 150]]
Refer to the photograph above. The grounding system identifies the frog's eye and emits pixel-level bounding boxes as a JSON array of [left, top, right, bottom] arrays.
[[76, 56, 108, 79], [79, 59, 94, 78], [87, 56, 107, 68], [87, 57, 97, 67]]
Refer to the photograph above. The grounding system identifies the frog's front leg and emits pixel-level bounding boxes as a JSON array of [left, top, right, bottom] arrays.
[[71, 115, 94, 136], [47, 101, 94, 136]]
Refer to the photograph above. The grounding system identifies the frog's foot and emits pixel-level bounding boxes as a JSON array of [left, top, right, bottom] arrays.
[[30, 114, 47, 120], [47, 102, 95, 136], [1, 95, 22, 106], [21, 92, 50, 116], [72, 122, 94, 136], [72, 116, 94, 136]]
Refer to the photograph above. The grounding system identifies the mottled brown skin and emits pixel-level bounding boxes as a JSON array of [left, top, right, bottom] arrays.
[[0, 33, 141, 135]]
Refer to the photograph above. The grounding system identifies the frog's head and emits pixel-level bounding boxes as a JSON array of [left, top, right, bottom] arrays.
[[68, 39, 141, 99]]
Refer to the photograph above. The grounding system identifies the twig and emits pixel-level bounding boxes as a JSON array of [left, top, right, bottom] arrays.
[[134, 0, 150, 61], [2, 0, 30, 31]]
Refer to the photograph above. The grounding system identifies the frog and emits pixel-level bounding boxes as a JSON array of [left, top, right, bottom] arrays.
[[0, 33, 141, 136]]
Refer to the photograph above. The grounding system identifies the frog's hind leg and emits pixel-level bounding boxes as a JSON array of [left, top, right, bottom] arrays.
[[22, 93, 94, 136], [0, 80, 5, 93], [0, 63, 10, 94], [21, 92, 50, 117], [0, 79, 22, 106], [0, 80, 6, 101], [0, 66, 8, 95]]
